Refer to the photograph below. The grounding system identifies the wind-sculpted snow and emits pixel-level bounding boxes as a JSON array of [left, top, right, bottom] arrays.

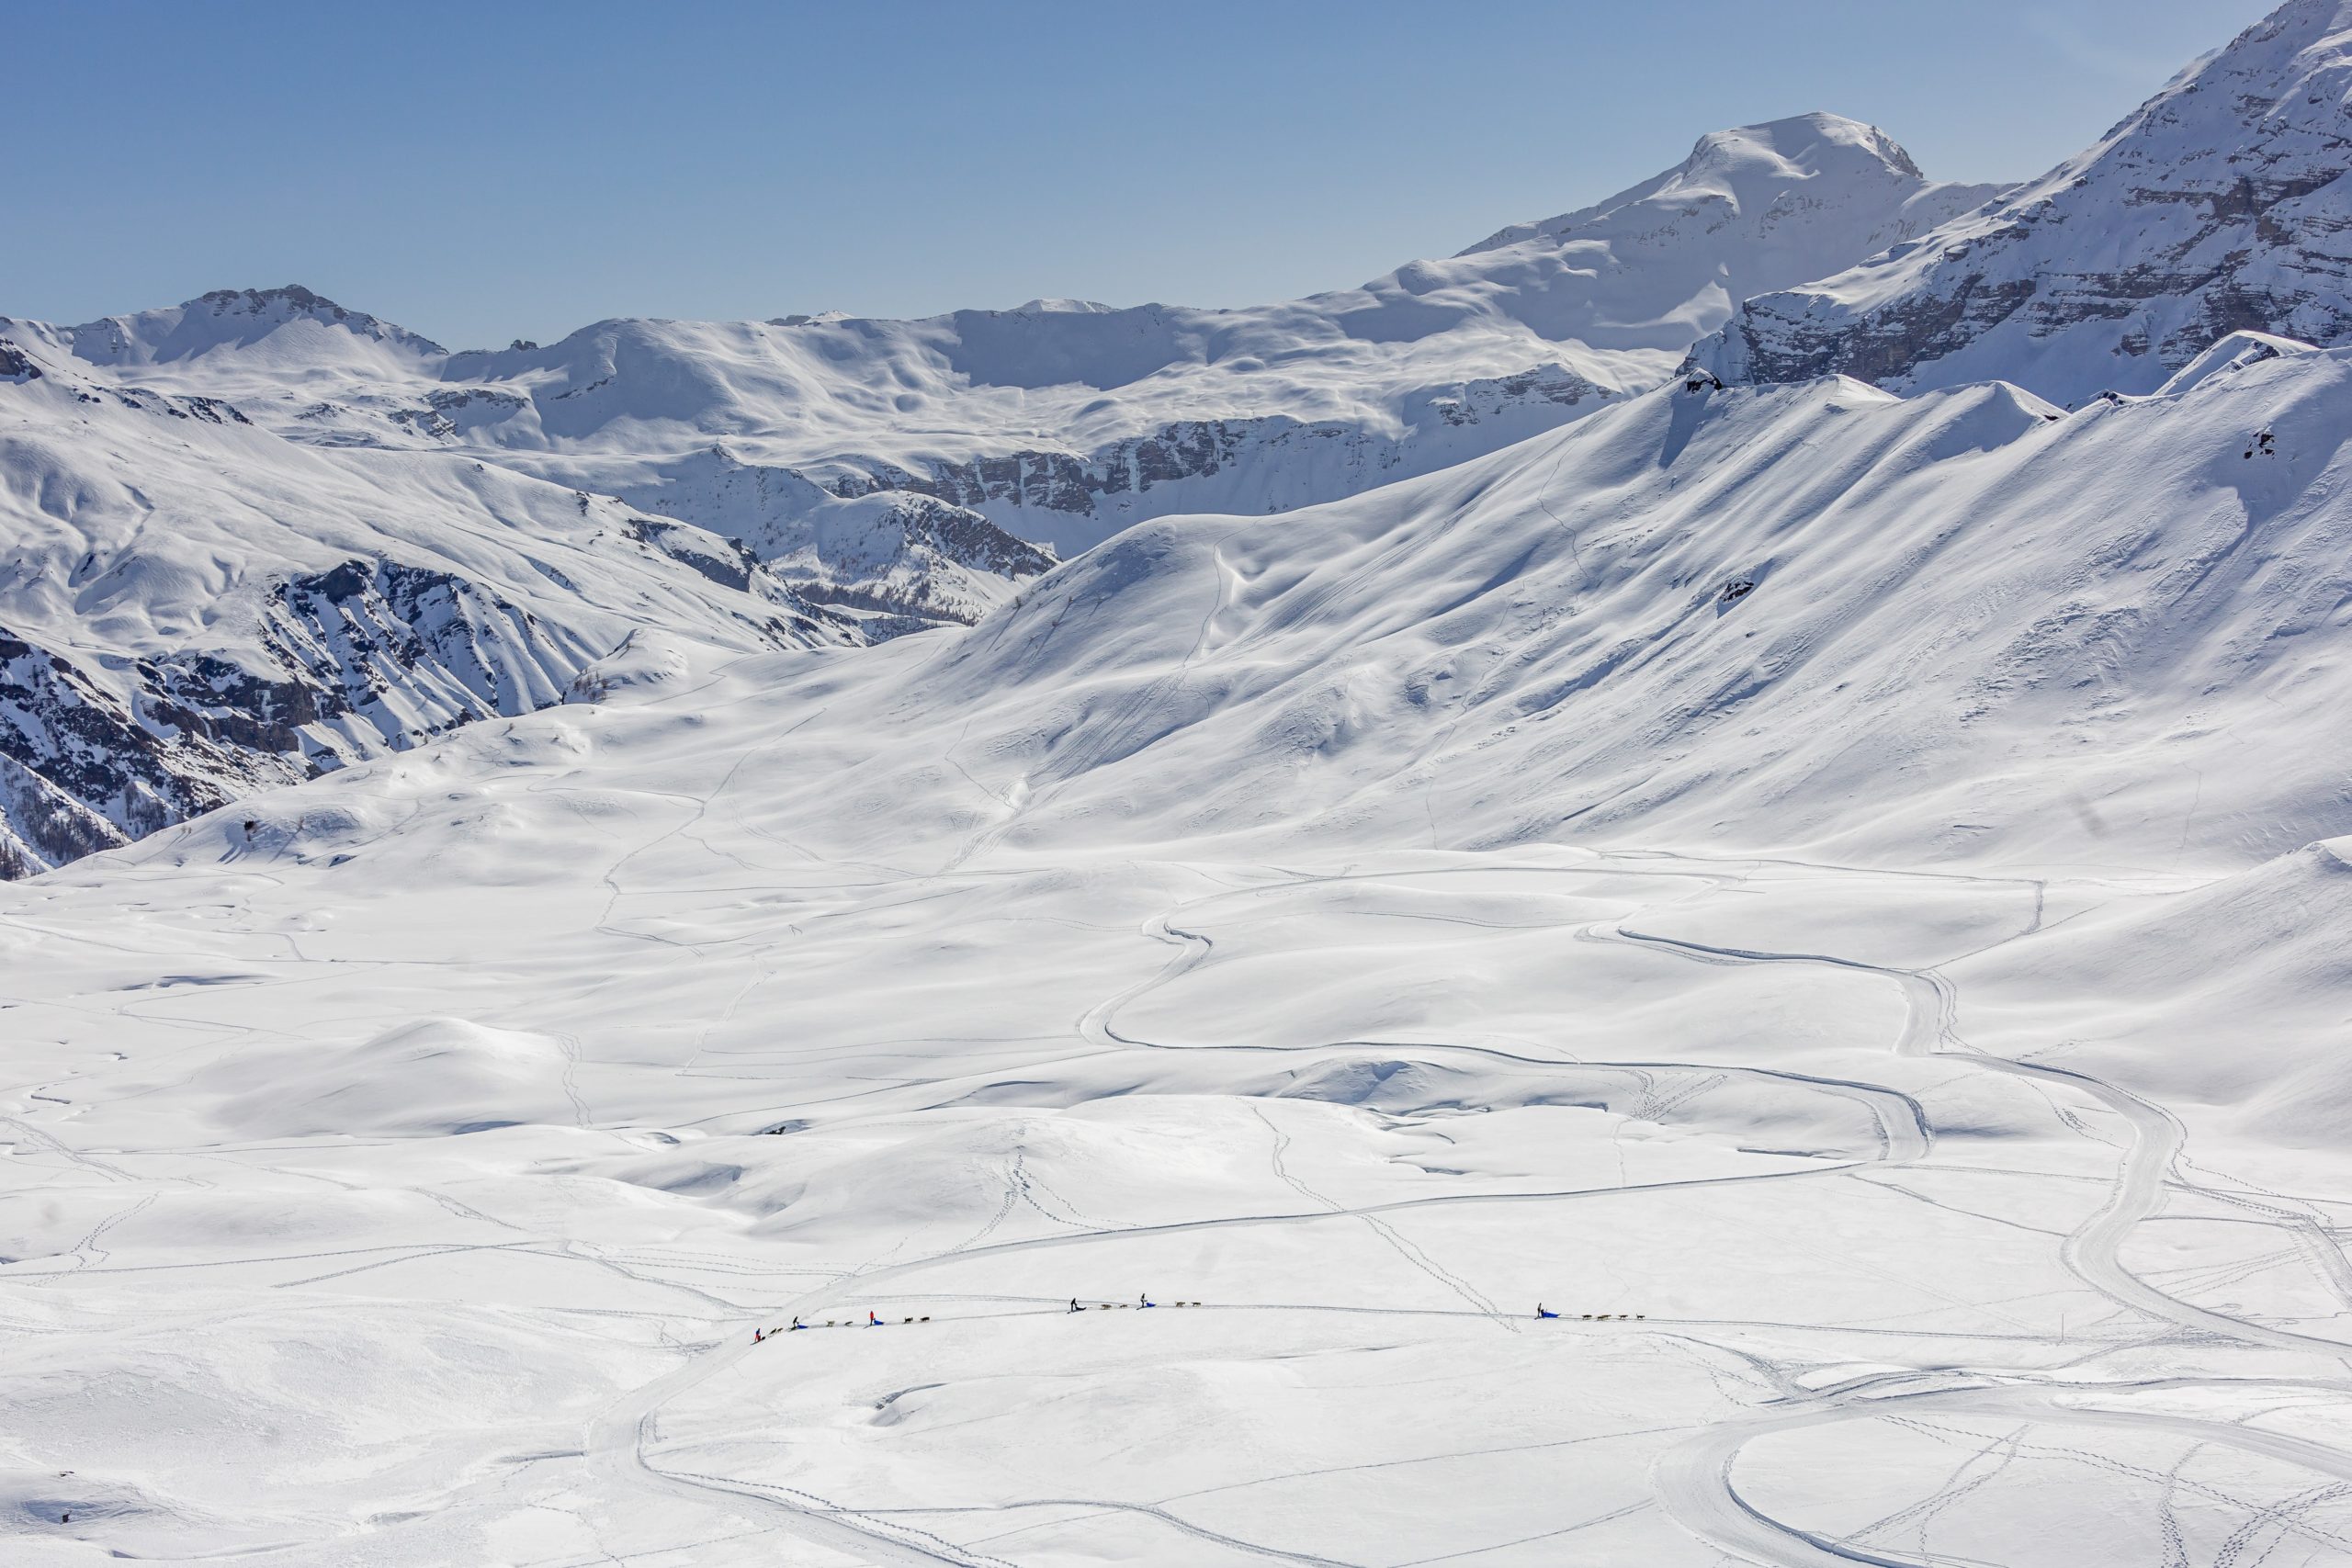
[[6, 321, 2352, 1563], [861, 343, 2352, 872], [1693, 0, 2352, 404]]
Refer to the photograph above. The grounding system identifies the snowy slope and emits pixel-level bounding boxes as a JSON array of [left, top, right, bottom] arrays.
[[74, 322, 2352, 877], [1692, 0, 2352, 404], [6, 322, 2352, 1565], [0, 341, 849, 874], [6, 115, 1998, 558], [10, 14, 2352, 1559], [0, 113, 2001, 874], [623, 333, 2336, 878]]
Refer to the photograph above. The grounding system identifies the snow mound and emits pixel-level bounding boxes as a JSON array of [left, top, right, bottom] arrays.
[[565, 627, 703, 705], [202, 1017, 578, 1138]]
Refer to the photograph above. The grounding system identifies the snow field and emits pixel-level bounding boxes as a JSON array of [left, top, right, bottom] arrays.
[[11, 763, 2352, 1563], [8, 280, 2352, 1564]]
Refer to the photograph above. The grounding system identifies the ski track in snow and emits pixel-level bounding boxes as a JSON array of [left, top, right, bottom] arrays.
[[389, 843, 2346, 1568], [19, 223, 2352, 1557], [12, 810, 2352, 1564]]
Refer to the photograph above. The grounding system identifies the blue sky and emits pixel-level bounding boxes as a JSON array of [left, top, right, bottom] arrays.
[[8, 0, 2276, 348]]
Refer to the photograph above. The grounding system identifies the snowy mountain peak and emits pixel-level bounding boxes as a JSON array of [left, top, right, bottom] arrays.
[[1679, 112, 1925, 186], [2021, 0, 2352, 226], [1458, 112, 1962, 255], [12, 285, 447, 373], [1005, 298, 1121, 316], [1690, 0, 2352, 402], [195, 283, 374, 321]]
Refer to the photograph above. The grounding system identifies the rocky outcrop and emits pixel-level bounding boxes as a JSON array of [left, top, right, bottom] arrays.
[[0, 339, 42, 384], [0, 629, 268, 875], [1691, 1, 2352, 404], [389, 387, 530, 440], [824, 365, 1613, 531]]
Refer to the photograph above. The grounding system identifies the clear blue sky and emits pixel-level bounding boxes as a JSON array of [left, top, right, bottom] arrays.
[[7, 0, 2277, 349]]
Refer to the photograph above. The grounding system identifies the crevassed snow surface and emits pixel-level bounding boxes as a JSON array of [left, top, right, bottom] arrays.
[[6, 332, 2352, 1565]]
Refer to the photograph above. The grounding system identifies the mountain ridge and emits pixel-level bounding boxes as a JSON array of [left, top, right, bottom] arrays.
[[1689, 0, 2352, 402], [0, 110, 2013, 872], [5, 112, 2001, 560], [0, 344, 854, 874]]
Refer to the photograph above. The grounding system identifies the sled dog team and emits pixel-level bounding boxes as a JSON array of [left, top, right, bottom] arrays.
[[752, 1299, 1643, 1341]]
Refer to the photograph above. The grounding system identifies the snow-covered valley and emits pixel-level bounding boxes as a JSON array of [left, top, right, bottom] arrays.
[[10, 320, 2352, 1562], [0, 109, 2003, 871], [7, 3, 2352, 1564]]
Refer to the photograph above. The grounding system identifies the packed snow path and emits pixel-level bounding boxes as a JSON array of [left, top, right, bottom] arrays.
[[9, 759, 2352, 1567]]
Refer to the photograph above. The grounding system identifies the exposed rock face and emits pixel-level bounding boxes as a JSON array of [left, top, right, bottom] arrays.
[[258, 558, 584, 743], [1691, 1, 2352, 404], [0, 549, 842, 876], [831, 422, 1275, 516], [825, 367, 1613, 527], [388, 387, 531, 440], [0, 630, 260, 875], [0, 339, 41, 384]]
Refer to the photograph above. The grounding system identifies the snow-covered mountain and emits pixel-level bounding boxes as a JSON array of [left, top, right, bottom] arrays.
[[1691, 0, 2352, 404], [9, 310, 2352, 1565], [14, 8, 2352, 1556], [580, 333, 2345, 875], [78, 325, 2341, 879], [0, 340, 850, 875], [6, 113, 1999, 557], [0, 113, 2001, 874], [26, 283, 447, 377]]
